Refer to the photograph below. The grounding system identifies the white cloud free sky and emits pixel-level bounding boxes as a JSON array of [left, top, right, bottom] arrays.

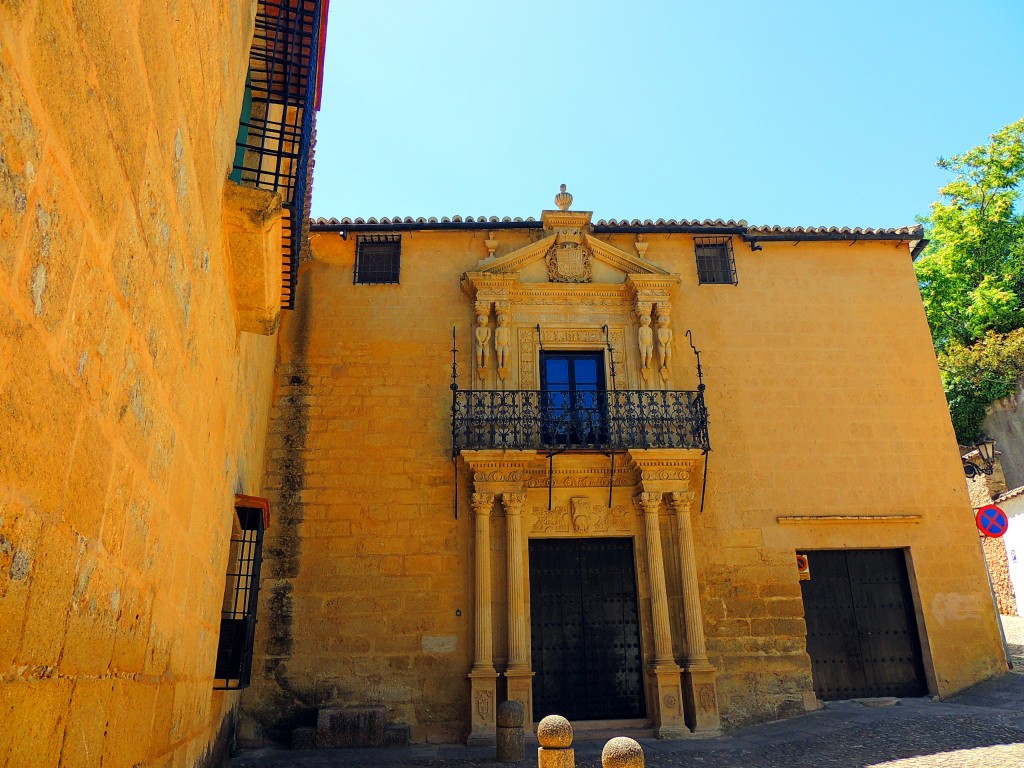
[[311, 0, 1024, 228]]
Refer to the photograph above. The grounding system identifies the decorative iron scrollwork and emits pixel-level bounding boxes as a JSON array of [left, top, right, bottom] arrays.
[[452, 389, 710, 452]]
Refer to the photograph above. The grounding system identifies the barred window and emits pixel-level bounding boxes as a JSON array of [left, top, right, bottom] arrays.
[[213, 495, 268, 690], [694, 237, 737, 285], [355, 234, 401, 284]]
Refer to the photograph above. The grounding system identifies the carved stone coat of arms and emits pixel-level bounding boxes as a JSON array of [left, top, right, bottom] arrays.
[[546, 236, 592, 283]]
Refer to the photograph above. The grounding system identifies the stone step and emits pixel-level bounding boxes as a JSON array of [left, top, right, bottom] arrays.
[[316, 706, 386, 748]]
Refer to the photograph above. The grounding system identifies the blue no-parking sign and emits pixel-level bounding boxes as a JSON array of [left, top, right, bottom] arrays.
[[976, 504, 1009, 538]]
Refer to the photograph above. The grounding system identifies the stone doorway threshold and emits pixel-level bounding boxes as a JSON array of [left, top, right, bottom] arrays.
[[527, 718, 655, 743]]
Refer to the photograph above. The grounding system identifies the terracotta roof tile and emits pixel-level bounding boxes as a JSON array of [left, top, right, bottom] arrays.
[[997, 486, 1024, 503], [310, 216, 923, 239]]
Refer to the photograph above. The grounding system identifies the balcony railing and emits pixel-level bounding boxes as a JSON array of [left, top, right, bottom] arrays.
[[232, 0, 324, 310], [452, 390, 710, 452]]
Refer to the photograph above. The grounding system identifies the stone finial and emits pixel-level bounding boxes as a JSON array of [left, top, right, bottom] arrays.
[[634, 234, 649, 259], [554, 184, 573, 211], [485, 231, 499, 258], [601, 737, 644, 768], [536, 715, 573, 748]]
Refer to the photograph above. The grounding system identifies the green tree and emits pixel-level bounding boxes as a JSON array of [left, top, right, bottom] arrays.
[[914, 118, 1024, 443]]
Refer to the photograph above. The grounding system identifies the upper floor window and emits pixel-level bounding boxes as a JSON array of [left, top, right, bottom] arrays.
[[355, 234, 401, 284], [694, 237, 737, 285]]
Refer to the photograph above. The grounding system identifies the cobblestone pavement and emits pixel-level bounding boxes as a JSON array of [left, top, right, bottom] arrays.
[[231, 619, 1024, 768]]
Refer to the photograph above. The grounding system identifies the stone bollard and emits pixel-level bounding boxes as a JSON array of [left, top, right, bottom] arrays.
[[601, 737, 643, 768], [537, 715, 574, 768], [496, 701, 525, 762]]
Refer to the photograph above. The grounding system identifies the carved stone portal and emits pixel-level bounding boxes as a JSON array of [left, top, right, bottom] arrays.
[[531, 498, 632, 535]]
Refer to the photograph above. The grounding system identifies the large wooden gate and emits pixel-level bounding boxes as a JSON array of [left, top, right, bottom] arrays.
[[799, 549, 927, 700], [529, 538, 646, 721]]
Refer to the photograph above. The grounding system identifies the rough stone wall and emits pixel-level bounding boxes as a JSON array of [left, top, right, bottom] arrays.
[[245, 233, 484, 745], [982, 535, 1017, 616], [983, 379, 1024, 490], [249, 225, 1006, 740], [967, 457, 1015, 616], [0, 3, 278, 766]]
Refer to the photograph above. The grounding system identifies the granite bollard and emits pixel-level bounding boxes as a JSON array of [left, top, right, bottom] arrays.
[[496, 700, 525, 762], [537, 715, 574, 768], [602, 737, 644, 768]]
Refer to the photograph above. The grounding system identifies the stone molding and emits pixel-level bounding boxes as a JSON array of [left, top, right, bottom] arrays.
[[222, 180, 284, 335], [776, 514, 923, 525]]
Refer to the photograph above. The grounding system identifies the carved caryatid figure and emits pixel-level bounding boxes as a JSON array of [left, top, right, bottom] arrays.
[[638, 313, 654, 375], [656, 310, 673, 380], [494, 312, 510, 379], [475, 313, 491, 374]]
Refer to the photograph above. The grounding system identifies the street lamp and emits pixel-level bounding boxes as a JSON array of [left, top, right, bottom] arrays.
[[963, 437, 997, 478]]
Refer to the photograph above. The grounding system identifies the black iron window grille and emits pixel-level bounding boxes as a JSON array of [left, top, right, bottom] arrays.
[[452, 389, 709, 452], [695, 236, 738, 285], [355, 235, 402, 284], [213, 496, 268, 690], [231, 0, 324, 310]]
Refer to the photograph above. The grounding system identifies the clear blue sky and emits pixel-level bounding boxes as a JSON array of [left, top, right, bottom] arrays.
[[311, 0, 1023, 228]]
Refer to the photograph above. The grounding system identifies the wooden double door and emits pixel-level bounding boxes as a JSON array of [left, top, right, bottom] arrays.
[[799, 549, 927, 700], [529, 538, 646, 721]]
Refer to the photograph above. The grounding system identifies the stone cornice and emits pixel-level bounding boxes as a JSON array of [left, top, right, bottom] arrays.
[[625, 274, 681, 301], [461, 271, 520, 300], [541, 209, 593, 230], [470, 234, 557, 276], [467, 231, 670, 281], [585, 236, 670, 276], [626, 449, 706, 493]]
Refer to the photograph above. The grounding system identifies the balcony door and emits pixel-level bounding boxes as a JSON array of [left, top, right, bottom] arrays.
[[540, 351, 606, 448]]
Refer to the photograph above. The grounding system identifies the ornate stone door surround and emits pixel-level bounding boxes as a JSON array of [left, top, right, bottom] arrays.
[[459, 193, 717, 741], [461, 448, 720, 740]]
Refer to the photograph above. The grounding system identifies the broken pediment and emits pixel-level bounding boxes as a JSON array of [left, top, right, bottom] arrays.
[[473, 185, 669, 282]]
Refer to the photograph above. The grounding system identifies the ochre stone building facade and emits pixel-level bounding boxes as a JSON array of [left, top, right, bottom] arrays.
[[242, 189, 1008, 745], [0, 1, 324, 765], [0, 0, 1010, 759]]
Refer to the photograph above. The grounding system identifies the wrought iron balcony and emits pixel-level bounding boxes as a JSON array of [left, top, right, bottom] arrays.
[[452, 390, 710, 453]]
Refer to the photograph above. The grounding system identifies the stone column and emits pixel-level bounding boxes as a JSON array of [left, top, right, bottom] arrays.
[[635, 492, 687, 738], [637, 492, 674, 665], [668, 491, 720, 733], [468, 492, 498, 745], [502, 492, 534, 725]]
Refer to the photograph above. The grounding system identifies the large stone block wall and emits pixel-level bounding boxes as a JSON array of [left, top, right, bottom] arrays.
[[0, 3, 278, 766], [245, 233, 486, 745], [249, 225, 1006, 741]]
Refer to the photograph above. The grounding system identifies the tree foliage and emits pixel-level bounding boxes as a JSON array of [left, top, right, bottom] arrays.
[[939, 329, 1024, 443], [914, 118, 1024, 443]]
